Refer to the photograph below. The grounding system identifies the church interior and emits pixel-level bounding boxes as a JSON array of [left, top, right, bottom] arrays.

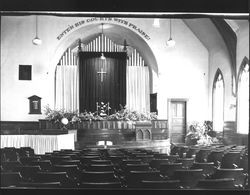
[[0, 12, 249, 190]]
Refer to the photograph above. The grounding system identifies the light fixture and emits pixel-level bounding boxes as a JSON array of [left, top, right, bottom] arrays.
[[100, 23, 106, 60], [100, 52, 106, 60], [153, 18, 160, 28], [166, 19, 175, 47], [123, 39, 132, 58], [32, 15, 42, 45]]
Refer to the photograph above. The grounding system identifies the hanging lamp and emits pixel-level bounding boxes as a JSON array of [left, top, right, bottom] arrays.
[[100, 23, 106, 60], [166, 19, 175, 47], [32, 15, 42, 45]]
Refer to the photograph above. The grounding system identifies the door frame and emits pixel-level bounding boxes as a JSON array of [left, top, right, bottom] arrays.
[[167, 98, 188, 143]]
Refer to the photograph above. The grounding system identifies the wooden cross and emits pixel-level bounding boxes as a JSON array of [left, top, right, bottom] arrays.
[[97, 67, 107, 82]]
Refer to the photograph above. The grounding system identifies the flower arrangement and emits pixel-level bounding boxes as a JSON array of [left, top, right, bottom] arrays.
[[43, 104, 158, 124], [185, 121, 220, 146], [43, 105, 80, 124], [96, 102, 111, 116]]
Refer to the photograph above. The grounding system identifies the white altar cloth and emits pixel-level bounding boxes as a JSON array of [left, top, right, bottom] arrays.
[[0, 134, 75, 154]]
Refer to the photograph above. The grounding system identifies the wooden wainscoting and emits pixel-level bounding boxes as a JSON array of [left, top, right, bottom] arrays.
[[0, 121, 39, 134]]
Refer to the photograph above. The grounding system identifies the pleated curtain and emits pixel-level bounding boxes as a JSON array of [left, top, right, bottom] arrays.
[[126, 66, 150, 113], [55, 65, 79, 112]]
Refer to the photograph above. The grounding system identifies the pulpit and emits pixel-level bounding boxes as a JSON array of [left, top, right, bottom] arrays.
[[135, 121, 152, 141]]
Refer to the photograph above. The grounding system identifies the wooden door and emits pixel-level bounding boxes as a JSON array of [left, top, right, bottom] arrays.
[[169, 100, 187, 143]]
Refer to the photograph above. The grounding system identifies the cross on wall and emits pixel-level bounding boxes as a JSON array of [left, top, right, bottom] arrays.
[[97, 67, 107, 82]]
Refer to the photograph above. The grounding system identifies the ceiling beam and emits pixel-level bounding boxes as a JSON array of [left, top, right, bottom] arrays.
[[0, 11, 249, 19]]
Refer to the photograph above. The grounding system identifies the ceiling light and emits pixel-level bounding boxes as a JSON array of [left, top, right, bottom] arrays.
[[100, 52, 106, 60], [153, 18, 160, 28], [100, 23, 106, 60], [166, 19, 175, 47], [32, 15, 42, 45]]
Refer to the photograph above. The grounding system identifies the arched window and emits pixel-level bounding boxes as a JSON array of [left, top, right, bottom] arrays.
[[237, 57, 249, 134], [212, 69, 224, 132]]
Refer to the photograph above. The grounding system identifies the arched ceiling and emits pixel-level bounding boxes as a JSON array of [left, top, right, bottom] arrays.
[[183, 18, 228, 52], [69, 23, 158, 74], [63, 18, 247, 76], [183, 18, 238, 80]]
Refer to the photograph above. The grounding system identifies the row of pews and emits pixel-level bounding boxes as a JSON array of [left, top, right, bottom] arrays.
[[0, 144, 248, 189]]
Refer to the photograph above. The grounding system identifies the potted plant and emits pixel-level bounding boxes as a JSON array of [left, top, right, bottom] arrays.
[[185, 121, 220, 146]]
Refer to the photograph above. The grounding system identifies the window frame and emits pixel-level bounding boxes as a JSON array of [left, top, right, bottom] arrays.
[[212, 68, 225, 132], [236, 56, 249, 134]]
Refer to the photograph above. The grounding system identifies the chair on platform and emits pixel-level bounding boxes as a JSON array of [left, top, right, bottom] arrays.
[[195, 149, 211, 163], [17, 181, 61, 188], [176, 158, 195, 169], [60, 150, 81, 155], [19, 156, 41, 165], [179, 146, 189, 158], [1, 172, 23, 187], [170, 145, 181, 156], [20, 147, 35, 157], [13, 165, 41, 181], [57, 160, 84, 170], [85, 164, 115, 172], [207, 150, 224, 167], [239, 154, 248, 173], [49, 156, 72, 165], [153, 153, 169, 159], [163, 155, 179, 163], [171, 169, 205, 188], [51, 165, 81, 181], [3, 148, 19, 161], [126, 170, 163, 188], [2, 161, 23, 171], [80, 171, 118, 183], [1, 150, 6, 162], [196, 178, 236, 189], [29, 160, 52, 171], [90, 160, 112, 165], [16, 149, 29, 158], [186, 147, 200, 158], [221, 152, 241, 168], [150, 159, 169, 170], [141, 180, 182, 189], [191, 162, 216, 176], [79, 156, 101, 166], [53, 153, 78, 160], [128, 152, 147, 158], [108, 155, 127, 166], [123, 163, 151, 174], [33, 171, 77, 188], [159, 163, 184, 178], [211, 168, 246, 186], [134, 155, 154, 163], [79, 181, 122, 189], [121, 159, 142, 166]]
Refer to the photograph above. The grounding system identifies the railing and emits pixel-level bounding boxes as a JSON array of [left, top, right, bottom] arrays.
[[39, 119, 168, 131]]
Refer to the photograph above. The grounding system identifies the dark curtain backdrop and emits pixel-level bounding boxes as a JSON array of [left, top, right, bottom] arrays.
[[79, 52, 127, 113]]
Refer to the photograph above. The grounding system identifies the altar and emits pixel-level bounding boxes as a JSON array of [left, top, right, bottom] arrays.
[[0, 134, 75, 154]]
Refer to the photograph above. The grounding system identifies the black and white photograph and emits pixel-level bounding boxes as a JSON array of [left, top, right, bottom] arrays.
[[0, 1, 249, 194]]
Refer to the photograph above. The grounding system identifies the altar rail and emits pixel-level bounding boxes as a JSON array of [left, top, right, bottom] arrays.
[[39, 119, 168, 130], [39, 120, 168, 146]]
